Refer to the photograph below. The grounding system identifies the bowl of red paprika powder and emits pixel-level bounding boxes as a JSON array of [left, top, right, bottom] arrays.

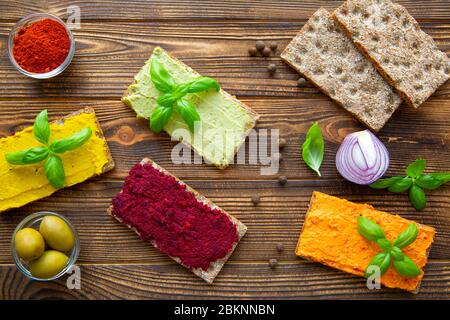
[[7, 13, 75, 79]]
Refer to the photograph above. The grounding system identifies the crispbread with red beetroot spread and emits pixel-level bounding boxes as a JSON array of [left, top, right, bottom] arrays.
[[108, 158, 247, 283]]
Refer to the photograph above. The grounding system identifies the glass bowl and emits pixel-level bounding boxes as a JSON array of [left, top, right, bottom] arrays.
[[7, 13, 75, 79], [11, 211, 80, 281]]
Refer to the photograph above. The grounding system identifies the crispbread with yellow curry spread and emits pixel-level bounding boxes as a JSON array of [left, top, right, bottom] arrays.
[[296, 191, 435, 293], [0, 108, 114, 213]]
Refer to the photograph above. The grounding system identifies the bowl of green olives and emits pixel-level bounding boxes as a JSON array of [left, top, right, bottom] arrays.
[[11, 211, 80, 281]]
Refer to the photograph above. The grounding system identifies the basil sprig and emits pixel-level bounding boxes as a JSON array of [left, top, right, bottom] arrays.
[[357, 216, 421, 278], [370, 159, 450, 211], [5, 110, 92, 189], [301, 122, 324, 177], [149, 58, 220, 133]]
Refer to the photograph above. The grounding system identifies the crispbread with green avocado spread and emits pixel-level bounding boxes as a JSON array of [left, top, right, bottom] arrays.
[[122, 47, 259, 169]]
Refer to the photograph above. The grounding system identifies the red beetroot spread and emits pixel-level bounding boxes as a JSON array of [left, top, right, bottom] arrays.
[[112, 163, 238, 271]]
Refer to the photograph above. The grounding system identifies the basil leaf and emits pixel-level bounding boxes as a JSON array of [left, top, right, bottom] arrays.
[[393, 254, 421, 278], [394, 223, 418, 249], [427, 173, 450, 184], [5, 146, 49, 165], [175, 99, 200, 132], [416, 174, 444, 190], [357, 216, 386, 242], [150, 105, 173, 133], [150, 58, 176, 93], [369, 176, 403, 189], [409, 185, 426, 211], [376, 238, 392, 252], [389, 246, 405, 261], [45, 155, 65, 189], [364, 252, 391, 278], [301, 122, 324, 177], [50, 128, 92, 154], [387, 177, 413, 193], [183, 76, 220, 93], [406, 159, 426, 178], [157, 92, 179, 107], [34, 109, 50, 145]]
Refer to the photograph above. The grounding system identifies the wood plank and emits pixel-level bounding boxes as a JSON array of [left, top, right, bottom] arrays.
[[0, 21, 449, 99], [0, 99, 448, 181], [0, 260, 448, 299], [0, 180, 448, 265], [0, 1, 449, 21]]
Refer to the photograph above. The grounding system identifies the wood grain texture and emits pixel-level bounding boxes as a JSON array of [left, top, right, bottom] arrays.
[[0, 100, 448, 180], [0, 1, 449, 21], [0, 261, 449, 299], [0, 21, 448, 99], [0, 0, 449, 300]]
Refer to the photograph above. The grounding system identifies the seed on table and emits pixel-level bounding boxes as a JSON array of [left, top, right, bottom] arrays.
[[279, 138, 287, 149], [248, 47, 257, 57], [269, 258, 278, 268], [255, 40, 265, 51], [262, 47, 271, 57], [251, 195, 261, 205], [297, 77, 307, 87], [276, 243, 284, 252], [267, 63, 277, 74], [269, 42, 278, 51], [278, 176, 288, 186]]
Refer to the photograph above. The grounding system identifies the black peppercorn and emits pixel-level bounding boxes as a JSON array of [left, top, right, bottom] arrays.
[[267, 63, 276, 74], [269, 42, 278, 51], [255, 40, 265, 52], [297, 77, 307, 87], [276, 243, 284, 252], [269, 258, 278, 268], [262, 47, 271, 57], [248, 47, 257, 57], [278, 176, 287, 186], [251, 195, 261, 205], [279, 138, 287, 149]]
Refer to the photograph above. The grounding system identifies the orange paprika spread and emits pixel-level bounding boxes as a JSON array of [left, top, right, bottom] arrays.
[[297, 192, 435, 292], [111, 163, 238, 271], [13, 18, 70, 73]]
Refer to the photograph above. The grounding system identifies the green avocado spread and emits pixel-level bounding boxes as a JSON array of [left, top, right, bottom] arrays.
[[122, 47, 258, 168]]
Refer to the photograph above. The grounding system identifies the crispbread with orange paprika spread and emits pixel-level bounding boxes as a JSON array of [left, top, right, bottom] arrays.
[[296, 192, 435, 293]]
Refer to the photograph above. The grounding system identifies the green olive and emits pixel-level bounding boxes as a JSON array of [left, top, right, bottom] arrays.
[[39, 216, 74, 252], [15, 228, 45, 261], [29, 250, 69, 279]]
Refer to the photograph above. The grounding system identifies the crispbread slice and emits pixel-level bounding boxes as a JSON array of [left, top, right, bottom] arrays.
[[281, 8, 401, 132], [122, 47, 259, 169], [108, 158, 247, 283], [332, 0, 450, 108], [296, 191, 435, 293], [0, 107, 114, 213]]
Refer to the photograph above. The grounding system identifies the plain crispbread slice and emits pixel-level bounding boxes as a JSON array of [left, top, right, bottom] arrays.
[[281, 8, 402, 132], [108, 158, 247, 284], [332, 0, 450, 108]]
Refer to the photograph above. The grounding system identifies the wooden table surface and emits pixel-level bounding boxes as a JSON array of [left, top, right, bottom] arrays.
[[0, 0, 449, 300]]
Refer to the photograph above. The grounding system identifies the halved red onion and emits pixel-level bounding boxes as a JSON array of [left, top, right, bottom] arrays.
[[336, 130, 389, 185]]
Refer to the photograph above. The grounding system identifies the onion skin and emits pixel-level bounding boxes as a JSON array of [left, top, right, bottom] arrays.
[[336, 130, 389, 185]]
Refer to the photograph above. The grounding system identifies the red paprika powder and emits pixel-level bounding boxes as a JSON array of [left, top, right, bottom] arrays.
[[13, 18, 70, 73]]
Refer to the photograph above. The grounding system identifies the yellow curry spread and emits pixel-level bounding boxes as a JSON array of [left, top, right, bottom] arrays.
[[296, 192, 435, 292], [0, 111, 111, 213]]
